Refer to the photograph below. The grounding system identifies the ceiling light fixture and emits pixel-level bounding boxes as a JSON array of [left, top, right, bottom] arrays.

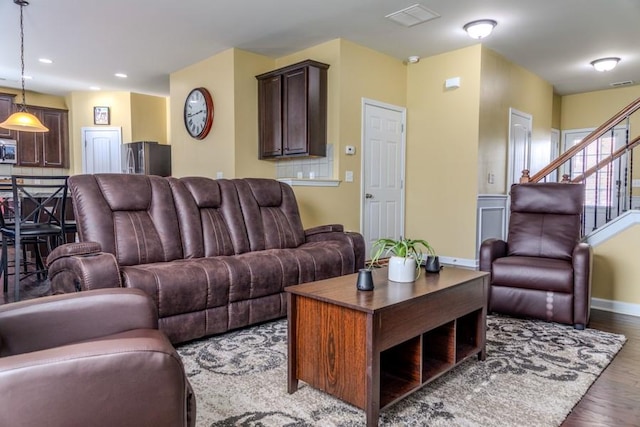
[[0, 0, 48, 133], [407, 56, 420, 64], [38, 58, 53, 64], [115, 73, 128, 78], [590, 57, 620, 72], [463, 19, 497, 39]]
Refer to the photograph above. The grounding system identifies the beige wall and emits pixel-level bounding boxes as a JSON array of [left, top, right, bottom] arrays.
[[130, 93, 168, 144], [591, 225, 640, 304], [406, 45, 482, 260], [478, 47, 554, 194], [0, 87, 67, 110]]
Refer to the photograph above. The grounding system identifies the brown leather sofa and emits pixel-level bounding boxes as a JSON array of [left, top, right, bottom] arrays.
[[0, 288, 195, 427], [47, 174, 365, 343], [479, 183, 592, 329]]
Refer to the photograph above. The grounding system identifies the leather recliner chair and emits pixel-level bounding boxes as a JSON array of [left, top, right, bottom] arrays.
[[0, 288, 196, 426], [480, 183, 592, 329]]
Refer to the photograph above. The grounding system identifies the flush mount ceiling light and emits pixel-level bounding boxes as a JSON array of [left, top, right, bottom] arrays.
[[590, 57, 620, 72], [0, 0, 49, 133], [407, 56, 420, 64], [463, 19, 497, 39]]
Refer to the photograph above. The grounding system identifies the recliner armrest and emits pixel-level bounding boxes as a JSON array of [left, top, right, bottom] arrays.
[[479, 238, 508, 272], [304, 226, 366, 270], [0, 329, 195, 427], [47, 242, 122, 293], [572, 242, 592, 327], [0, 288, 157, 357]]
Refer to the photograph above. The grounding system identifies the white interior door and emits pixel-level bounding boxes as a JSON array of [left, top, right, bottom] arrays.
[[361, 99, 406, 258], [507, 108, 532, 190], [82, 127, 122, 173]]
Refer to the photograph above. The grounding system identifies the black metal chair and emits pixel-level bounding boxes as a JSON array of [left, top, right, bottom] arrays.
[[0, 175, 69, 301]]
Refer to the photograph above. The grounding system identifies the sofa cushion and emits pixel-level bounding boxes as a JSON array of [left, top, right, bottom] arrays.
[[234, 178, 306, 251], [169, 177, 249, 258], [491, 256, 574, 293], [69, 174, 183, 266]]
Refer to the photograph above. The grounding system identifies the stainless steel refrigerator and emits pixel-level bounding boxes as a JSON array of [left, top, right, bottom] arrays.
[[122, 141, 171, 176]]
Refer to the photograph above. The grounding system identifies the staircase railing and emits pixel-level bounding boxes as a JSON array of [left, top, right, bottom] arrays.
[[520, 96, 640, 234]]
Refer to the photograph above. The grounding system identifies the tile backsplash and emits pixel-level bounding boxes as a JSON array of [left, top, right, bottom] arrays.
[[275, 144, 334, 179], [0, 164, 70, 178]]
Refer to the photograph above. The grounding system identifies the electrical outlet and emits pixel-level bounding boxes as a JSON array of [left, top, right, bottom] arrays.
[[216, 171, 223, 179]]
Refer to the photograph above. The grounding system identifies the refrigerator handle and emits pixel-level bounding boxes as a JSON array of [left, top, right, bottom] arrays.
[[138, 147, 144, 173], [126, 147, 135, 173]]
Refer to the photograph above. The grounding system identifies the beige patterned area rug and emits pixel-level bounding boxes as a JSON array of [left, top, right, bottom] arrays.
[[177, 315, 625, 427]]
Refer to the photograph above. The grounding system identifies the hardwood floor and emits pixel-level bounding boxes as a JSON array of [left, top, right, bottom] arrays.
[[562, 309, 640, 426], [1, 274, 637, 426]]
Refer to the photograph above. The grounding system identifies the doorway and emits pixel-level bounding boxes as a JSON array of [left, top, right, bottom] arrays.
[[361, 99, 406, 257], [506, 108, 532, 190], [82, 127, 122, 173]]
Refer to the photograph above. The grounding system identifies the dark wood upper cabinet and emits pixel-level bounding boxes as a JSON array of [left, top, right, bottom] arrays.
[[256, 60, 329, 159], [15, 106, 69, 168]]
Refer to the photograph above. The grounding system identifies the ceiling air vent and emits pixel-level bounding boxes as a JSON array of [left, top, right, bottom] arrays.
[[610, 80, 634, 88], [385, 4, 440, 27]]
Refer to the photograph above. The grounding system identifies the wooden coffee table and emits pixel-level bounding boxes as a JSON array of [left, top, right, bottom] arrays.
[[286, 266, 489, 427]]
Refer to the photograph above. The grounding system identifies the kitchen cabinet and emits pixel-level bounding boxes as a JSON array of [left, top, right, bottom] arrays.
[[0, 94, 17, 139], [256, 60, 329, 159], [16, 106, 69, 168]]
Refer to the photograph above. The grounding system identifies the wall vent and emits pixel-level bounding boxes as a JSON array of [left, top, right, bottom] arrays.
[[385, 4, 440, 27], [610, 80, 634, 88]]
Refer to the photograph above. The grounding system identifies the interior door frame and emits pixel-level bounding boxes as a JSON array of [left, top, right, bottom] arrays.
[[360, 98, 407, 243], [81, 126, 122, 173]]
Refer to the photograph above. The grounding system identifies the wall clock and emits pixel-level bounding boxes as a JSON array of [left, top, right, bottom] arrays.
[[184, 87, 214, 139]]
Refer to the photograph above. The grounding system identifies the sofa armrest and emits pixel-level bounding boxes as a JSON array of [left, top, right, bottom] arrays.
[[47, 242, 122, 293], [304, 224, 344, 237], [572, 242, 593, 327], [0, 288, 157, 357], [0, 329, 195, 427], [479, 238, 508, 272], [305, 226, 365, 270]]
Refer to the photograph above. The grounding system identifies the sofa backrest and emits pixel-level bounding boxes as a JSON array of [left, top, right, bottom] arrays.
[[507, 182, 584, 260], [234, 178, 305, 251], [169, 177, 250, 257], [69, 174, 183, 266]]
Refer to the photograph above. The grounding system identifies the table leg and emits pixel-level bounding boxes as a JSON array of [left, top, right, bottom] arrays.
[[287, 293, 299, 394]]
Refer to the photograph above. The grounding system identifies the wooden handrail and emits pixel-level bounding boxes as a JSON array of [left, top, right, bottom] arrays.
[[571, 134, 640, 183], [526, 96, 640, 183]]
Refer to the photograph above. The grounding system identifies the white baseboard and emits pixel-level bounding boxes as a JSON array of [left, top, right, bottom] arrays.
[[439, 256, 478, 269], [591, 297, 640, 317]]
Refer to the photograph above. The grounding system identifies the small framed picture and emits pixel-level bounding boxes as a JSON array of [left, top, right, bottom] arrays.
[[94, 106, 110, 125]]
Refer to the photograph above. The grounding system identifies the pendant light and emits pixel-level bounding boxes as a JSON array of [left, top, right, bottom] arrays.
[[0, 0, 49, 133]]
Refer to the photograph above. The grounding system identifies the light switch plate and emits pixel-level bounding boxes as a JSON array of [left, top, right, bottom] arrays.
[[345, 171, 354, 182]]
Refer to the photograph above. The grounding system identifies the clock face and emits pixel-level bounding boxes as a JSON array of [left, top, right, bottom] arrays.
[[184, 87, 214, 139]]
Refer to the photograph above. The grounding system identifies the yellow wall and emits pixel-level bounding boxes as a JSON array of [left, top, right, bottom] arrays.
[[66, 91, 132, 174], [591, 225, 640, 304], [406, 45, 482, 259], [130, 93, 168, 144], [170, 49, 237, 178], [0, 87, 67, 110], [477, 47, 554, 194]]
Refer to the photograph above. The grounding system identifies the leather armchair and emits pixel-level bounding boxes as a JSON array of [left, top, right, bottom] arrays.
[[0, 288, 196, 427], [480, 183, 592, 329]]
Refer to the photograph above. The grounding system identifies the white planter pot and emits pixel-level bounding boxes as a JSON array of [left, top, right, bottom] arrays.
[[387, 256, 417, 283]]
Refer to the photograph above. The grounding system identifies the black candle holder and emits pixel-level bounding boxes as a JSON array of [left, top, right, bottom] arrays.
[[356, 268, 374, 291]]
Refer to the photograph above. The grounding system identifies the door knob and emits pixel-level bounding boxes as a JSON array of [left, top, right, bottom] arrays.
[[365, 193, 374, 199]]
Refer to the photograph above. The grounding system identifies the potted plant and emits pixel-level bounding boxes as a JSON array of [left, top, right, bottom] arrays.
[[369, 237, 435, 282]]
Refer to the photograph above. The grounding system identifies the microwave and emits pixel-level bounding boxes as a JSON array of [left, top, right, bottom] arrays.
[[0, 139, 17, 164]]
